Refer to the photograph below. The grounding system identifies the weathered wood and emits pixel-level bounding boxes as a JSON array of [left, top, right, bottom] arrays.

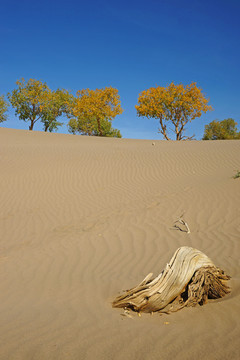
[[112, 246, 231, 314]]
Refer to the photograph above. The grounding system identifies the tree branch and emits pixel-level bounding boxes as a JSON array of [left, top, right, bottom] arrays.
[[159, 116, 170, 140]]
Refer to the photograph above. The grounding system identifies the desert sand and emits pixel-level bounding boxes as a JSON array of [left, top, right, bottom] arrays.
[[0, 127, 240, 360]]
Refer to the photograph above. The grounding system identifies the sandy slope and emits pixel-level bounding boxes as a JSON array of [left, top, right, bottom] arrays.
[[0, 127, 239, 360]]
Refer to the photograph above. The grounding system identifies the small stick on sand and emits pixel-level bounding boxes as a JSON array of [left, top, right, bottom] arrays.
[[174, 213, 190, 233]]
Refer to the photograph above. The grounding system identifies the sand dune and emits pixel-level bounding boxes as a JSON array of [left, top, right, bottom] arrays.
[[0, 127, 240, 360]]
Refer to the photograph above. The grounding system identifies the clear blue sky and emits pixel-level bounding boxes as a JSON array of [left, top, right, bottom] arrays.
[[1, 0, 239, 139]]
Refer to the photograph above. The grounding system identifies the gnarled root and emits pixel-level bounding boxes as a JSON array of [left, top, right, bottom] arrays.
[[112, 246, 231, 314]]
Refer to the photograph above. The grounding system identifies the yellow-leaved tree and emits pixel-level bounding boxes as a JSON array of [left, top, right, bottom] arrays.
[[68, 87, 123, 137], [136, 82, 212, 140]]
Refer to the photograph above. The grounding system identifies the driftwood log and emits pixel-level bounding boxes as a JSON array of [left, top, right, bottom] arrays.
[[112, 246, 231, 314]]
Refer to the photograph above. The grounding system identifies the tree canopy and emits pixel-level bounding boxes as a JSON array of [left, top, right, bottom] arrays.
[[8, 78, 71, 131], [0, 95, 8, 123], [8, 78, 50, 130], [68, 87, 123, 137], [41, 89, 73, 132], [68, 117, 122, 137], [136, 82, 212, 140], [203, 118, 240, 140]]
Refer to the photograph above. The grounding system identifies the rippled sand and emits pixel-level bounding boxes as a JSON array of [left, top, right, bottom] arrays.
[[0, 127, 239, 360]]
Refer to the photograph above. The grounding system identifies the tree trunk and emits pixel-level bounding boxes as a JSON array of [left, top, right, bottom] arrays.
[[112, 246, 230, 314], [175, 121, 182, 140], [29, 105, 36, 131], [159, 115, 170, 140], [96, 118, 103, 136], [29, 120, 34, 131]]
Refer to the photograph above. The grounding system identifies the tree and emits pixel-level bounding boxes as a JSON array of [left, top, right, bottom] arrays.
[[136, 82, 212, 140], [0, 95, 8, 123], [68, 116, 122, 137], [203, 118, 240, 140], [8, 78, 50, 130], [68, 87, 123, 137], [41, 89, 73, 132]]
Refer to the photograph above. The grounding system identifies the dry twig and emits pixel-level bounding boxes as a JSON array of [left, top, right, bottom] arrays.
[[174, 213, 190, 233]]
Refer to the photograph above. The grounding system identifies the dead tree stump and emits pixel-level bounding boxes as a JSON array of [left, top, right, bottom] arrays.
[[112, 246, 231, 314]]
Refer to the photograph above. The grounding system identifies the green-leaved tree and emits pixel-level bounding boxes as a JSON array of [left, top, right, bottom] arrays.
[[8, 78, 71, 132], [203, 118, 240, 140], [8, 78, 50, 130], [68, 117, 122, 137], [41, 89, 74, 132], [0, 95, 8, 123]]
